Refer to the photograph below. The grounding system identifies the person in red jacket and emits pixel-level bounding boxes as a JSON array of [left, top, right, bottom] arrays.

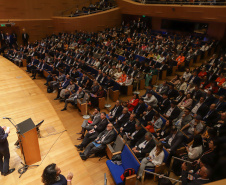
[[127, 94, 139, 112]]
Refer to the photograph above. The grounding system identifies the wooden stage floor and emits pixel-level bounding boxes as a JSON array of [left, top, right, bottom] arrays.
[[0, 56, 94, 185]]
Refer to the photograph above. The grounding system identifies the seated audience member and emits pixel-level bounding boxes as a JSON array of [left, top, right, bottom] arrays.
[[156, 81, 169, 95], [44, 66, 59, 86], [89, 86, 105, 107], [181, 68, 191, 82], [198, 67, 207, 79], [116, 71, 127, 84], [167, 84, 178, 99], [107, 100, 123, 122], [42, 163, 73, 185], [163, 101, 181, 121], [114, 107, 130, 129], [114, 68, 122, 80], [127, 94, 139, 112], [61, 87, 84, 111], [203, 104, 218, 126], [146, 113, 163, 133], [139, 104, 155, 126], [173, 108, 193, 129], [177, 78, 187, 91], [145, 65, 158, 86], [32, 60, 48, 79], [137, 142, 164, 180], [191, 85, 203, 102], [143, 92, 158, 107], [176, 53, 185, 67], [175, 90, 185, 104], [118, 113, 136, 135], [215, 112, 226, 129], [181, 162, 211, 185], [214, 95, 226, 112], [178, 93, 193, 109], [132, 132, 156, 160], [54, 74, 71, 100], [185, 135, 203, 160], [123, 122, 146, 147], [191, 97, 208, 117], [77, 108, 101, 140], [181, 114, 204, 139], [160, 126, 184, 163], [75, 112, 108, 150], [59, 80, 75, 100], [79, 123, 116, 160], [77, 73, 88, 88], [170, 74, 181, 86], [133, 98, 147, 118], [142, 85, 154, 97], [156, 120, 172, 140], [203, 90, 215, 106], [215, 73, 225, 86], [205, 82, 219, 94], [188, 71, 201, 85], [90, 80, 99, 94], [156, 93, 170, 114]]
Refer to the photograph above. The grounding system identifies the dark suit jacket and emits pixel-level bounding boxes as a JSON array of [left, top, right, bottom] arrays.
[[135, 137, 156, 157], [95, 118, 109, 133], [109, 105, 123, 120], [165, 131, 184, 153], [195, 103, 209, 117], [133, 103, 146, 118], [203, 109, 218, 126], [165, 106, 181, 120], [0, 126, 9, 150], [115, 112, 130, 129], [188, 75, 201, 85], [192, 89, 203, 101], [181, 171, 210, 185], [158, 98, 170, 113], [129, 128, 146, 147], [167, 89, 178, 99], [204, 94, 216, 106], [214, 100, 226, 112], [121, 120, 136, 133], [98, 129, 116, 145]]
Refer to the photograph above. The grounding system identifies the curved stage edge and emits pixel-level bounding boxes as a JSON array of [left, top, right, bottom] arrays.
[[0, 56, 94, 185]]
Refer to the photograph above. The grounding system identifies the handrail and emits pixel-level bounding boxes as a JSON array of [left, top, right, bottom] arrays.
[[132, 0, 226, 5], [143, 170, 182, 184]]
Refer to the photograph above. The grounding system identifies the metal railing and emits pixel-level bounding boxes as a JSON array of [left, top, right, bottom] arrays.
[[133, 0, 226, 6]]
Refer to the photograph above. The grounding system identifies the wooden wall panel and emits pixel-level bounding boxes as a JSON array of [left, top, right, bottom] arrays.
[[0, 19, 54, 44], [52, 8, 122, 33], [0, 0, 99, 19], [116, 0, 226, 23], [207, 22, 226, 40]]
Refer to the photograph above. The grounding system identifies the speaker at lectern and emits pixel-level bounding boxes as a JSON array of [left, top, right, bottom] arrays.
[[17, 118, 41, 165]]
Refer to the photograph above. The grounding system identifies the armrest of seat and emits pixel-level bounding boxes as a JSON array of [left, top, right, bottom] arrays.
[[125, 174, 137, 185], [112, 151, 122, 156], [99, 97, 105, 109], [127, 85, 133, 96], [154, 163, 166, 181]]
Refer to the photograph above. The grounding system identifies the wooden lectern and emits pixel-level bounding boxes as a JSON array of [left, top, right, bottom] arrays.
[[17, 118, 41, 165]]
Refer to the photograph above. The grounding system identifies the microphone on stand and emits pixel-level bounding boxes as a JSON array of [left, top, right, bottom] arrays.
[[3, 117, 11, 119]]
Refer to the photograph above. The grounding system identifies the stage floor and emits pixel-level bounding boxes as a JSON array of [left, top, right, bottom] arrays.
[[0, 56, 94, 185]]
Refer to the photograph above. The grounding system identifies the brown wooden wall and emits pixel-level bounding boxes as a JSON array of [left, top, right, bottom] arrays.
[[0, 0, 99, 19], [116, 0, 226, 23], [52, 8, 122, 33]]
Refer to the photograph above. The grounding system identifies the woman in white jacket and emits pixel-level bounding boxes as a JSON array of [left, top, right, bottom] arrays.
[[186, 135, 203, 160], [137, 142, 164, 180]]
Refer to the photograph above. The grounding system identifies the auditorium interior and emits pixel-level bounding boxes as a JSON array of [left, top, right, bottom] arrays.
[[0, 0, 226, 185]]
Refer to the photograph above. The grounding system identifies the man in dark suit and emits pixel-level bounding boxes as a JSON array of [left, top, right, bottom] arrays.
[[214, 95, 226, 112], [139, 104, 155, 126], [26, 56, 39, 73], [124, 122, 146, 147], [61, 86, 84, 111], [181, 163, 211, 185], [163, 101, 181, 121], [55, 74, 71, 100], [160, 126, 184, 164], [187, 71, 201, 85], [191, 85, 203, 102], [31, 60, 48, 79], [0, 126, 15, 176], [108, 100, 123, 122], [95, 70, 102, 83], [204, 90, 216, 106], [79, 123, 116, 160], [103, 76, 114, 89], [167, 84, 178, 99], [114, 107, 130, 130], [132, 132, 156, 160], [22, 32, 29, 46], [77, 74, 88, 87], [118, 114, 136, 135], [191, 96, 208, 117], [133, 98, 146, 119], [203, 104, 218, 127], [75, 112, 108, 150], [156, 93, 170, 114]]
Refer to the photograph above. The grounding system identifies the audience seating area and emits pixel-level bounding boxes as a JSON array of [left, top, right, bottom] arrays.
[[2, 18, 226, 185]]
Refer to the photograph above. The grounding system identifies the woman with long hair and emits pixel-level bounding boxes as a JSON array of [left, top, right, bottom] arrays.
[[137, 142, 164, 180], [185, 135, 203, 160], [42, 163, 73, 185]]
